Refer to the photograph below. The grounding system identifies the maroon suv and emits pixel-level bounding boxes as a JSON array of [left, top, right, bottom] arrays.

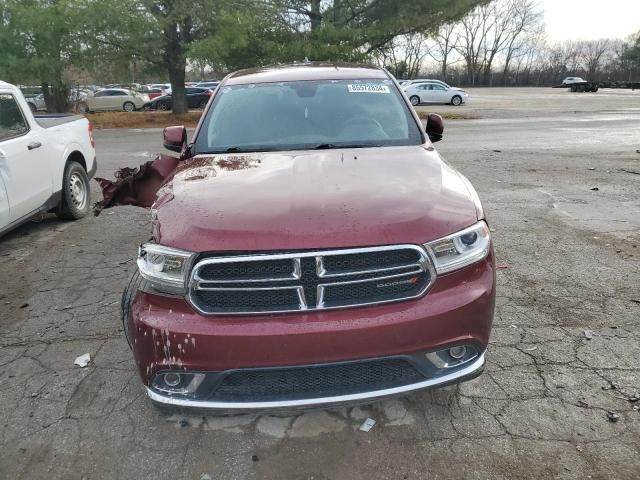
[[122, 63, 495, 412]]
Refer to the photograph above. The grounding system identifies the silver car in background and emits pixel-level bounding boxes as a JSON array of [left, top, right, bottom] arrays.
[[403, 81, 468, 106], [82, 88, 148, 112]]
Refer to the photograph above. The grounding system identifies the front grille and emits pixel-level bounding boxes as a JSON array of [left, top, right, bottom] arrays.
[[208, 358, 425, 402], [189, 245, 435, 315]]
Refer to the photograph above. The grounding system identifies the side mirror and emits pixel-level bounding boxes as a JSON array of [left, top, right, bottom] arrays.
[[426, 113, 444, 143], [163, 125, 187, 153]]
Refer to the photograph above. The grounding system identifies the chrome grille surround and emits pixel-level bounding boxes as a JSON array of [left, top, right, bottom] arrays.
[[188, 245, 436, 315]]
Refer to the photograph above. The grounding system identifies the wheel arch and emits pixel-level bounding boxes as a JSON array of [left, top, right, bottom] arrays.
[[65, 150, 87, 172]]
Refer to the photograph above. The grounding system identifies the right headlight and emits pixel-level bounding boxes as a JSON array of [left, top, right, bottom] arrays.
[[424, 221, 491, 274], [137, 243, 195, 295]]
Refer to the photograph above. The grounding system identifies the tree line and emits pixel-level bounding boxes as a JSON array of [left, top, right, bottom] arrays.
[[374, 0, 640, 88], [0, 0, 486, 112], [1, 0, 638, 114]]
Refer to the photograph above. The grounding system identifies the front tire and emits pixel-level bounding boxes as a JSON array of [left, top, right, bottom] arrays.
[[451, 95, 463, 106], [409, 95, 420, 106], [123, 101, 136, 112], [121, 269, 146, 348], [56, 161, 90, 220], [158, 102, 169, 111]]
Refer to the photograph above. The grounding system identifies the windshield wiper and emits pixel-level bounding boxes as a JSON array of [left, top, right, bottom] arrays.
[[313, 143, 380, 150]]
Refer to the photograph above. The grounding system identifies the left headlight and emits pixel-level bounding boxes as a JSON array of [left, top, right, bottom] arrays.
[[424, 221, 491, 274], [137, 243, 195, 294]]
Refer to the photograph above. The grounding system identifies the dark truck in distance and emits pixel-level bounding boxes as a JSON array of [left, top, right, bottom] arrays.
[[121, 63, 496, 412], [553, 77, 640, 92]]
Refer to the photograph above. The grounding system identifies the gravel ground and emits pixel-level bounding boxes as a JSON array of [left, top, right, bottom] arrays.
[[1, 87, 639, 480]]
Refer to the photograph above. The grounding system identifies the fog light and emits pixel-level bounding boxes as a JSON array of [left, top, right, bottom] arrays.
[[449, 346, 467, 359], [425, 344, 478, 369], [163, 372, 182, 387], [152, 371, 206, 396]]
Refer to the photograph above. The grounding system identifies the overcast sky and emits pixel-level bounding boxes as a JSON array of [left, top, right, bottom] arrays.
[[542, 0, 640, 42]]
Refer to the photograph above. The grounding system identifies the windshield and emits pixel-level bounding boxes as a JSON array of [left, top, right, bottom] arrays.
[[193, 79, 423, 154]]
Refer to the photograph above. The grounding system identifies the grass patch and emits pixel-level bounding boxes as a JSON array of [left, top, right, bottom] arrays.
[[87, 109, 476, 130], [416, 110, 480, 120], [87, 111, 202, 129]]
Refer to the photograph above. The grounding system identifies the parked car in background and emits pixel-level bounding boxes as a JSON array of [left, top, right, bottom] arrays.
[[69, 89, 89, 102], [81, 85, 101, 93], [404, 81, 468, 106], [402, 79, 465, 92], [25, 93, 47, 113], [24, 89, 89, 113], [82, 89, 148, 112], [121, 63, 494, 413], [561, 77, 586, 85], [142, 87, 213, 110], [195, 81, 219, 90], [145, 88, 168, 100], [140, 85, 170, 99], [149, 83, 171, 91], [105, 83, 142, 91], [0, 81, 97, 235]]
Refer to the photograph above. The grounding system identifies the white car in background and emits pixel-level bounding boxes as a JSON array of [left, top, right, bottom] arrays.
[[402, 78, 466, 92], [561, 77, 586, 85], [82, 88, 148, 112], [403, 81, 468, 106]]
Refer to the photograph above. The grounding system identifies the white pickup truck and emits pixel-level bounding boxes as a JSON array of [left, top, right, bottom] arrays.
[[0, 81, 97, 236]]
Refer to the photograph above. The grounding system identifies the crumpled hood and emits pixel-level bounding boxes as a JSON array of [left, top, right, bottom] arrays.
[[152, 146, 479, 252]]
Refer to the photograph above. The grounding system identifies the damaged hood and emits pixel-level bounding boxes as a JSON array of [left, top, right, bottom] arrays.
[[151, 146, 479, 252]]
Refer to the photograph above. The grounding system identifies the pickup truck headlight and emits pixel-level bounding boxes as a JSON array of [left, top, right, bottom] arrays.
[[137, 243, 195, 294], [424, 221, 491, 274]]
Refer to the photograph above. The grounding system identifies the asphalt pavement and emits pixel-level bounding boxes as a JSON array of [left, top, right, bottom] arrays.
[[1, 87, 639, 479]]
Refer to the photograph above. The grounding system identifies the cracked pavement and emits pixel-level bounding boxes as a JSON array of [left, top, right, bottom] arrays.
[[1, 87, 639, 479]]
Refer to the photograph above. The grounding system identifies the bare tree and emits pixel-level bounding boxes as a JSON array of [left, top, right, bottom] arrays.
[[455, 5, 490, 86], [455, 0, 525, 86], [581, 39, 613, 79], [501, 0, 544, 83], [479, 1, 514, 86], [373, 33, 429, 78], [430, 22, 459, 80]]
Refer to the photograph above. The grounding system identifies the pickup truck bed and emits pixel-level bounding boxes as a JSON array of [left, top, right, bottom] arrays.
[[34, 114, 86, 129]]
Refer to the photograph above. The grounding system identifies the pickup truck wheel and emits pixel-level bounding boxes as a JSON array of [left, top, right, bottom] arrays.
[[56, 161, 90, 220], [409, 95, 420, 106], [451, 95, 463, 106], [123, 101, 136, 112]]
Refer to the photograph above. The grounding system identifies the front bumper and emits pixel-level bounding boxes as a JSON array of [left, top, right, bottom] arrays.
[[145, 352, 485, 412], [127, 253, 495, 411]]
